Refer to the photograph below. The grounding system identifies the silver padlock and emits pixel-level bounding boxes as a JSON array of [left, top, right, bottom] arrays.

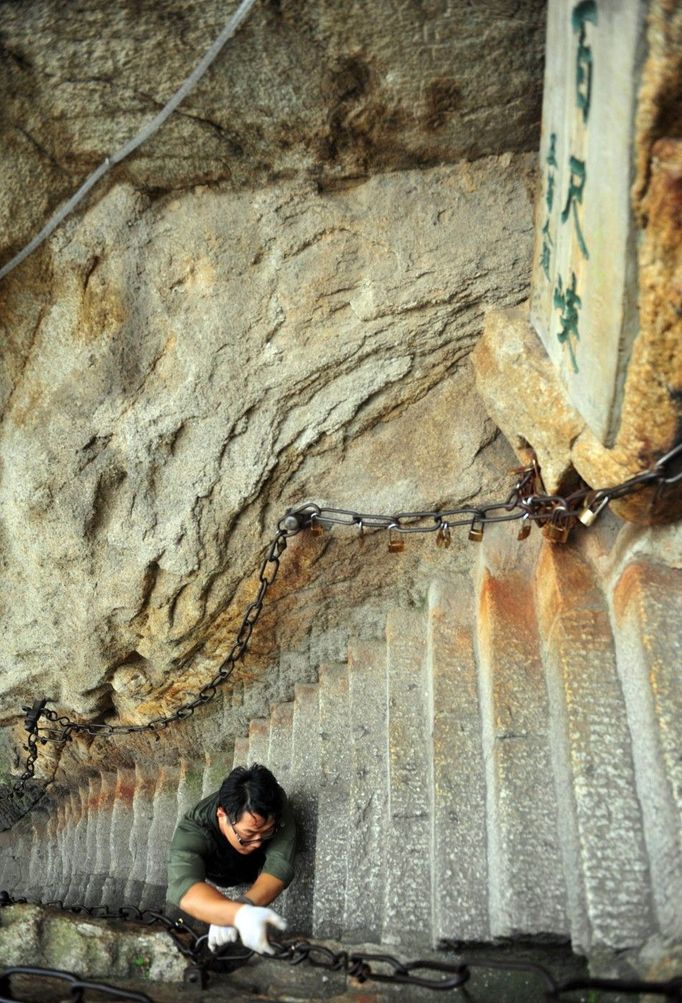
[[578, 493, 610, 526]]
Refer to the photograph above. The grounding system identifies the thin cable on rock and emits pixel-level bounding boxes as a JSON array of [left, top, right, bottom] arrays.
[[0, 0, 259, 283]]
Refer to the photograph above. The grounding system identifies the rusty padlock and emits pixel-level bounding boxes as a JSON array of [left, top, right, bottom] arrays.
[[468, 519, 485, 543], [542, 506, 571, 543], [388, 530, 405, 553], [436, 524, 452, 548], [517, 517, 532, 541]]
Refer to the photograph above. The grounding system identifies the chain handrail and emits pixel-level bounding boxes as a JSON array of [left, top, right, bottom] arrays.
[[1, 894, 681, 1001], [2, 442, 680, 829], [0, 964, 155, 1002]]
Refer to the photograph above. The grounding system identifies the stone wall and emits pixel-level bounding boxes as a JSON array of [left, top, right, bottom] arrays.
[[0, 0, 545, 265], [1, 62, 537, 731]]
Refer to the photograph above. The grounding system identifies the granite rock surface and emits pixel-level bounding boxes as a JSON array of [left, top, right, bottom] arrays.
[[0, 155, 534, 724]]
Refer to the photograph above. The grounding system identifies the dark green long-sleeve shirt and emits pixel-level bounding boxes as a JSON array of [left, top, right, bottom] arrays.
[[167, 789, 296, 907]]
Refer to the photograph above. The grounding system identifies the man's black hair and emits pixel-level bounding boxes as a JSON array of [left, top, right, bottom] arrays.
[[219, 763, 283, 823]]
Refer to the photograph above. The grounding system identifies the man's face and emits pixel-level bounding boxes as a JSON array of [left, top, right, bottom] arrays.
[[217, 807, 277, 855]]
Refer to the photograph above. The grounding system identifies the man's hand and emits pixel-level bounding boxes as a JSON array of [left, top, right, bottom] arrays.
[[233, 904, 287, 954], [207, 923, 239, 952]]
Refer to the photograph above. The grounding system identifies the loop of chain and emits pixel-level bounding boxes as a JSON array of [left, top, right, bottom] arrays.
[[268, 935, 682, 999], [1, 895, 681, 1000], [2, 443, 680, 824], [308, 442, 681, 537], [1, 525, 296, 824]]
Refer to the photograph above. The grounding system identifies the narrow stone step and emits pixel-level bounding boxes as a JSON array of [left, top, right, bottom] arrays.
[[82, 774, 104, 908], [427, 580, 490, 943], [247, 718, 270, 766], [476, 566, 568, 939], [232, 735, 250, 771], [383, 608, 432, 948], [59, 789, 80, 903], [266, 702, 295, 920], [268, 702, 294, 795], [343, 640, 388, 943], [64, 785, 90, 906], [140, 765, 179, 912], [312, 663, 351, 940], [123, 764, 157, 907], [62, 788, 84, 905], [535, 544, 654, 953], [175, 757, 205, 830], [52, 794, 70, 906], [201, 712, 232, 798], [283, 683, 320, 935], [610, 559, 682, 942], [100, 767, 135, 907], [90, 772, 118, 907], [43, 810, 59, 903], [56, 793, 73, 902]]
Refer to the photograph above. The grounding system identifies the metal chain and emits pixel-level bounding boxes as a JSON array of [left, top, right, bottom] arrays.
[[0, 964, 155, 1002], [39, 525, 293, 743], [300, 440, 682, 544], [268, 937, 682, 1000], [1, 520, 297, 825], [1, 892, 680, 1002], [2, 441, 681, 827]]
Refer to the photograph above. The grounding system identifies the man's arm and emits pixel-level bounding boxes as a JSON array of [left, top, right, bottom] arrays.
[[179, 881, 245, 925], [244, 872, 286, 907], [180, 879, 287, 955]]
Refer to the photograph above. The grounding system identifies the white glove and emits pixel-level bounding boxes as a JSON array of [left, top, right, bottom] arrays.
[[233, 904, 287, 955], [208, 923, 239, 952]]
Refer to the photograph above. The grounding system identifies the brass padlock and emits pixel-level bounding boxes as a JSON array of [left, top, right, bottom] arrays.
[[309, 521, 325, 536], [517, 519, 532, 541], [468, 521, 484, 543], [542, 515, 570, 544], [388, 531, 405, 553], [543, 521, 570, 543], [436, 525, 452, 548]]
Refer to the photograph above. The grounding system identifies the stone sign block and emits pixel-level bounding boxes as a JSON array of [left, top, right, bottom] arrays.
[[530, 0, 647, 445]]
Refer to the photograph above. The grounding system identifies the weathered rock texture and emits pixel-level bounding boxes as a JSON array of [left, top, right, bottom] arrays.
[[0, 903, 185, 982], [0, 155, 534, 721], [0, 0, 545, 267]]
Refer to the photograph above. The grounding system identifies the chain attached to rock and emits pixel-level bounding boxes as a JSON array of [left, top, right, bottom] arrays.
[[294, 439, 682, 546], [2, 441, 681, 829], [1, 893, 681, 1001]]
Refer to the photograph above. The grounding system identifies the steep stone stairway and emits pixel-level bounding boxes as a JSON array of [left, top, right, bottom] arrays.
[[1, 528, 680, 964]]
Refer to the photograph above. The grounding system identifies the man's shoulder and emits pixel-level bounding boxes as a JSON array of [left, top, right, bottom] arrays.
[[184, 789, 220, 825], [172, 789, 220, 844]]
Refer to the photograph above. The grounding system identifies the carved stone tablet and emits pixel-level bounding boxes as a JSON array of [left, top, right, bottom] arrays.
[[530, 0, 647, 445]]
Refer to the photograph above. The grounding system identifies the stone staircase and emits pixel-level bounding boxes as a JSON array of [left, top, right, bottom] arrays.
[[1, 528, 680, 964]]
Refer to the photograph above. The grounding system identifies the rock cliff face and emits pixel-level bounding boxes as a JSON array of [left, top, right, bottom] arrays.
[[0, 0, 546, 725], [0, 155, 534, 721], [0, 0, 545, 262]]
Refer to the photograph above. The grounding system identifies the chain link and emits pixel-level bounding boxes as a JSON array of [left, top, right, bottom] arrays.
[[2, 442, 680, 828]]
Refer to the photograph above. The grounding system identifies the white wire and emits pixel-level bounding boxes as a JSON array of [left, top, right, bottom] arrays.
[[0, 0, 259, 283]]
